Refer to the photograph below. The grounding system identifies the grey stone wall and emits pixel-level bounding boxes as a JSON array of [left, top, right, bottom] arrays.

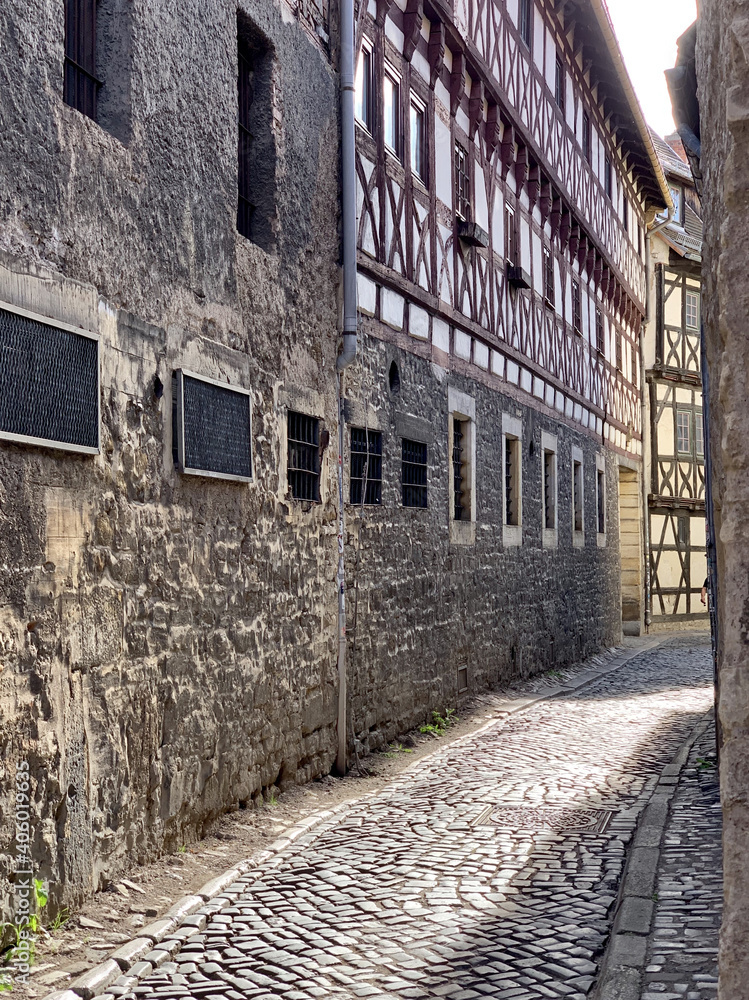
[[0, 0, 341, 922], [697, 4, 749, 997], [343, 330, 622, 754]]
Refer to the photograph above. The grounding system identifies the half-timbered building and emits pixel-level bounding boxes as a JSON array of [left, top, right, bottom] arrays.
[[343, 0, 669, 731], [643, 131, 707, 621]]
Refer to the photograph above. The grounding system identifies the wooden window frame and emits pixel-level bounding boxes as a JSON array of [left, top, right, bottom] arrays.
[[454, 141, 471, 221], [582, 110, 591, 163], [519, 0, 533, 49], [505, 204, 518, 267], [572, 279, 581, 333], [595, 308, 604, 355], [410, 97, 427, 184], [543, 244, 554, 306], [383, 64, 402, 160], [554, 54, 565, 114], [355, 42, 374, 133]]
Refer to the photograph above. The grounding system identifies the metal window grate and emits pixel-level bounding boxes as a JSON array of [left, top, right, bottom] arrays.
[[453, 419, 468, 521], [544, 450, 556, 530], [402, 438, 427, 508], [0, 305, 99, 452], [350, 428, 382, 505], [505, 437, 519, 526], [64, 0, 100, 120], [573, 461, 583, 532], [597, 469, 605, 533], [288, 410, 320, 501], [175, 371, 252, 481], [454, 142, 471, 221]]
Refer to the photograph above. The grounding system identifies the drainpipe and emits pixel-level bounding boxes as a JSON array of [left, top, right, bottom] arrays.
[[335, 0, 358, 776], [641, 204, 674, 632]]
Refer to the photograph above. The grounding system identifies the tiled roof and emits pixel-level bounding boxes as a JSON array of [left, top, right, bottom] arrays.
[[649, 129, 694, 184]]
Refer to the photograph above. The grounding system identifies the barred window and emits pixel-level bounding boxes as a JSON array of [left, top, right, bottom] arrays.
[[174, 371, 252, 481], [455, 142, 471, 221], [554, 54, 565, 113], [505, 436, 520, 526], [402, 438, 428, 508], [519, 0, 532, 48], [543, 245, 554, 305], [0, 304, 99, 453], [543, 449, 556, 530], [237, 16, 275, 250], [288, 411, 321, 501], [573, 460, 583, 532], [350, 428, 382, 505], [572, 280, 581, 333], [453, 418, 470, 521], [64, 0, 99, 120], [597, 469, 605, 534]]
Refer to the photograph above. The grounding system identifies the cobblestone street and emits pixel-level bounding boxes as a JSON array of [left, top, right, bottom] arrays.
[[107, 636, 716, 1000]]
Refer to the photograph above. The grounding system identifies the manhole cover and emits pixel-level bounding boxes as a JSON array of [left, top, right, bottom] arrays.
[[474, 805, 613, 834]]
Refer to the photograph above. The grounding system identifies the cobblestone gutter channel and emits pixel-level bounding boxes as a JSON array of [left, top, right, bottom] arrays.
[[42, 635, 714, 1000]]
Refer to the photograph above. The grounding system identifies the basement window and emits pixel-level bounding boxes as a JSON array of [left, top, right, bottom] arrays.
[[288, 411, 321, 501], [174, 370, 252, 481], [350, 428, 382, 505], [0, 302, 99, 454], [237, 14, 276, 251], [402, 438, 428, 508]]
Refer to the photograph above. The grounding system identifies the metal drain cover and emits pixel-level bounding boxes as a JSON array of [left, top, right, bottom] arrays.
[[474, 805, 613, 834]]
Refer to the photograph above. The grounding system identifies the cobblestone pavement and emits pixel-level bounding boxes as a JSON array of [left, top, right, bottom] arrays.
[[121, 637, 713, 1000], [640, 728, 721, 1000]]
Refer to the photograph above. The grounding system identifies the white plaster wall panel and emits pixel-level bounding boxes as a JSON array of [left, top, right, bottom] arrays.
[[412, 49, 430, 83], [475, 170, 489, 231], [432, 318, 450, 353], [437, 223, 453, 304], [474, 340, 489, 369], [409, 304, 429, 339], [357, 274, 377, 316], [545, 28, 556, 88], [532, 230, 542, 287], [491, 350, 504, 377], [573, 402, 582, 423], [533, 377, 545, 400], [556, 391, 565, 412], [456, 107, 470, 134], [381, 287, 404, 329], [507, 359, 520, 385], [520, 217, 531, 271], [534, 15, 545, 71], [565, 398, 574, 418], [520, 368, 532, 394], [545, 383, 555, 407], [507, 0, 518, 28], [434, 117, 452, 207], [454, 329, 472, 360]]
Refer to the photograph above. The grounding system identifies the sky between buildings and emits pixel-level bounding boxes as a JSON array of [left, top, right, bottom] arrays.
[[605, 0, 697, 139]]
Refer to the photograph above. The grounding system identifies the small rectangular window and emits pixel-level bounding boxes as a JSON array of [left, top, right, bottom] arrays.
[[411, 100, 427, 182], [582, 111, 591, 162], [519, 0, 533, 48], [175, 371, 252, 482], [288, 411, 321, 501], [597, 469, 605, 534], [505, 436, 521, 526], [573, 460, 583, 533], [670, 184, 683, 224], [616, 332, 623, 371], [355, 45, 373, 132], [677, 515, 689, 548], [543, 245, 554, 306], [622, 195, 629, 233], [452, 418, 471, 521], [686, 291, 700, 330], [455, 142, 471, 221], [543, 449, 556, 530], [595, 309, 604, 355], [402, 438, 428, 508], [631, 342, 638, 388], [350, 428, 382, 505], [64, 0, 99, 120], [695, 412, 704, 457], [0, 303, 99, 454], [384, 68, 401, 157], [572, 280, 581, 333], [677, 410, 691, 454], [638, 223, 643, 258], [554, 54, 565, 113], [604, 156, 612, 199], [505, 204, 517, 266], [237, 19, 275, 250]]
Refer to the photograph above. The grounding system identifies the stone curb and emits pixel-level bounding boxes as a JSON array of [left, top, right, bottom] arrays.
[[591, 709, 714, 1000], [44, 636, 668, 1000]]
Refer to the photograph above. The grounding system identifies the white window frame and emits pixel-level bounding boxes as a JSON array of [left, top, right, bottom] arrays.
[[595, 453, 606, 547], [383, 63, 401, 159], [541, 430, 558, 550], [355, 39, 374, 132], [502, 413, 523, 548], [410, 95, 427, 184], [448, 387, 476, 545], [676, 409, 691, 455], [176, 369, 253, 483], [685, 291, 700, 331], [572, 445, 584, 547], [0, 299, 100, 455]]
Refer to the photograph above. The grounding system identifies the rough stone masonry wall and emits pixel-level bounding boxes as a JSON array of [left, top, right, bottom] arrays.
[[697, 4, 749, 997], [0, 0, 341, 923], [342, 331, 623, 754]]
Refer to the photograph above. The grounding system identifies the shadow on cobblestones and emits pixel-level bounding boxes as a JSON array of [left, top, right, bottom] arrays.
[[123, 639, 714, 1000]]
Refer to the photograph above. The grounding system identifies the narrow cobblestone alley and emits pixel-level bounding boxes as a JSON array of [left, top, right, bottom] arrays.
[[112, 636, 715, 1000]]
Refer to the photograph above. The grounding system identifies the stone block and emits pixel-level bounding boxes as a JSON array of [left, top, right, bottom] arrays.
[[110, 937, 155, 971], [70, 959, 122, 1000]]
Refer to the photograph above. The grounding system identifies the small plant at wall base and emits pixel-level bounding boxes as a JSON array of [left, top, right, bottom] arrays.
[[420, 709, 458, 737]]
